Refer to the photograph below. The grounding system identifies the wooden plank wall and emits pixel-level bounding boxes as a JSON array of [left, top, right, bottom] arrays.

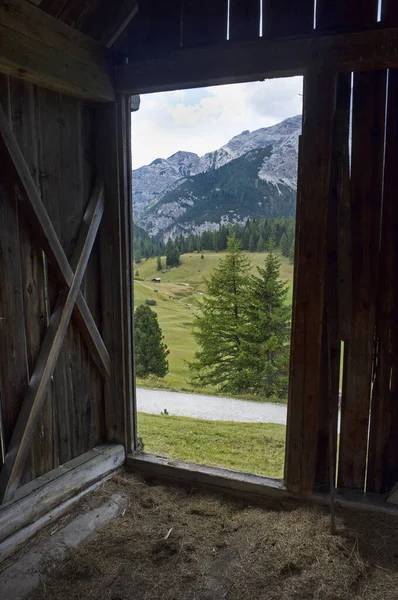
[[289, 0, 398, 495], [0, 73, 105, 486]]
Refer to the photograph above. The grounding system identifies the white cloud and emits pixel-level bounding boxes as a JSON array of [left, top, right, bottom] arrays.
[[131, 77, 303, 169]]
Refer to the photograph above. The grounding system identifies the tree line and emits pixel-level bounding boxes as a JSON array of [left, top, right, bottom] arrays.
[[133, 217, 295, 265]]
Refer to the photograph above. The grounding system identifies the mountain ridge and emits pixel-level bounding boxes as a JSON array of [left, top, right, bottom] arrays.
[[133, 114, 301, 240]]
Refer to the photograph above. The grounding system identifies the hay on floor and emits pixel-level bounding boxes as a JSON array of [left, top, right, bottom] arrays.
[[27, 472, 398, 600]]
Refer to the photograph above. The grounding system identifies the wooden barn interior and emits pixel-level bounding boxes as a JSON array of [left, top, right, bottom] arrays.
[[2, 0, 398, 591]]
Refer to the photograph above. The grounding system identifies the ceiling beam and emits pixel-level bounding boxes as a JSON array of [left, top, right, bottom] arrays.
[[0, 0, 115, 101], [115, 25, 398, 94]]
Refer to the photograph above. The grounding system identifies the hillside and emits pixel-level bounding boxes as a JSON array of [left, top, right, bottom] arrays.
[[134, 251, 294, 395], [133, 115, 301, 240]]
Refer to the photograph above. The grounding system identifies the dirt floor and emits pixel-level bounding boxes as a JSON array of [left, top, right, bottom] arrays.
[[26, 472, 398, 600]]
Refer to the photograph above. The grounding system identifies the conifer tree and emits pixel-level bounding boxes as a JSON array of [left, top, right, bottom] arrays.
[[157, 255, 162, 271], [243, 246, 291, 399], [189, 234, 251, 393], [280, 233, 290, 257], [257, 234, 266, 252], [134, 305, 169, 377]]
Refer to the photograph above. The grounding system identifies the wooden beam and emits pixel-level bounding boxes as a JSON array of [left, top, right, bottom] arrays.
[[116, 25, 398, 94], [285, 69, 336, 495], [0, 445, 124, 548], [0, 0, 115, 101], [0, 100, 111, 381], [0, 182, 104, 503]]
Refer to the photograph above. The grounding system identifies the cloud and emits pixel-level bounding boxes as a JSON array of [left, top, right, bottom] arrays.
[[131, 77, 303, 169]]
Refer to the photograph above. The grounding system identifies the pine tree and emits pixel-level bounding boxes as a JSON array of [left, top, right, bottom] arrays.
[[134, 305, 169, 377], [248, 233, 256, 252], [157, 255, 162, 271], [189, 234, 251, 393], [280, 233, 290, 257], [257, 234, 266, 252], [166, 239, 180, 267], [243, 248, 291, 399]]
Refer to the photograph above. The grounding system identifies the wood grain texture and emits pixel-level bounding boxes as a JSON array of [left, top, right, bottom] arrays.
[[367, 70, 398, 494], [285, 69, 336, 495], [117, 95, 135, 454], [338, 70, 386, 491], [0, 93, 110, 382], [0, 445, 124, 544], [0, 74, 29, 473], [0, 0, 115, 101], [96, 103, 127, 447], [314, 80, 346, 489], [0, 182, 104, 503], [9, 78, 53, 482]]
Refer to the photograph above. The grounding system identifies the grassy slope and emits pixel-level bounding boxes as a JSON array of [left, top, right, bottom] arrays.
[[139, 413, 285, 478], [134, 250, 294, 397]]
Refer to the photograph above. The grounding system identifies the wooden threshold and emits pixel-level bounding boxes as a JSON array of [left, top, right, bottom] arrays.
[[0, 444, 125, 560], [127, 453, 398, 518]]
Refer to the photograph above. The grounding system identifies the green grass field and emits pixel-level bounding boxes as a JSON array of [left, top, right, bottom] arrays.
[[139, 413, 285, 478], [134, 250, 294, 397]]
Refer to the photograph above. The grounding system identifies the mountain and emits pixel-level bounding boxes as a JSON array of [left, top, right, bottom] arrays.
[[133, 114, 301, 240]]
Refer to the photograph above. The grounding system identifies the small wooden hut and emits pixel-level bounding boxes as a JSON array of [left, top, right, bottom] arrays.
[[1, 0, 398, 555]]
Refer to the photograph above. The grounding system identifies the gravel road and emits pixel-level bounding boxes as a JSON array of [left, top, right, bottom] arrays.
[[137, 387, 287, 424]]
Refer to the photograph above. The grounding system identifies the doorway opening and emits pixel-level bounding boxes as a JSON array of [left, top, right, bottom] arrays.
[[131, 78, 303, 478]]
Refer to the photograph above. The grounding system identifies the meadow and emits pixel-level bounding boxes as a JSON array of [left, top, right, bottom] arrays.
[[139, 413, 285, 477], [134, 250, 294, 398]]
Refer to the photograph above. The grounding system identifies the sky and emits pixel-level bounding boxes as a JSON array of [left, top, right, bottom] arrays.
[[131, 77, 303, 169]]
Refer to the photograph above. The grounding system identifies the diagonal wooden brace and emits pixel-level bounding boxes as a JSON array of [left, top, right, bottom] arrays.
[[0, 182, 105, 503], [0, 101, 111, 380]]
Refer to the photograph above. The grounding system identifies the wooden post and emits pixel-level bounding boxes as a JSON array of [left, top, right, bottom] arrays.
[[96, 99, 135, 451], [285, 69, 336, 495]]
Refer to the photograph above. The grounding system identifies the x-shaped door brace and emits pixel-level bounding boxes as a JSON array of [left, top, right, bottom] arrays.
[[0, 102, 110, 503]]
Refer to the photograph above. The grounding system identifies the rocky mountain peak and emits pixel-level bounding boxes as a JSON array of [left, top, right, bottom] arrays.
[[133, 114, 301, 239]]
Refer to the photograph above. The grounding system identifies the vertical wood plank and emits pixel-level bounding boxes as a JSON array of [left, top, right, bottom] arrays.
[[314, 73, 352, 490], [229, 0, 260, 42], [285, 69, 336, 495], [335, 74, 353, 341], [35, 87, 72, 466], [367, 70, 398, 493], [338, 70, 386, 491], [0, 74, 29, 474], [263, 0, 314, 38], [183, 0, 227, 47], [118, 95, 136, 453], [9, 78, 53, 481], [96, 102, 127, 447]]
